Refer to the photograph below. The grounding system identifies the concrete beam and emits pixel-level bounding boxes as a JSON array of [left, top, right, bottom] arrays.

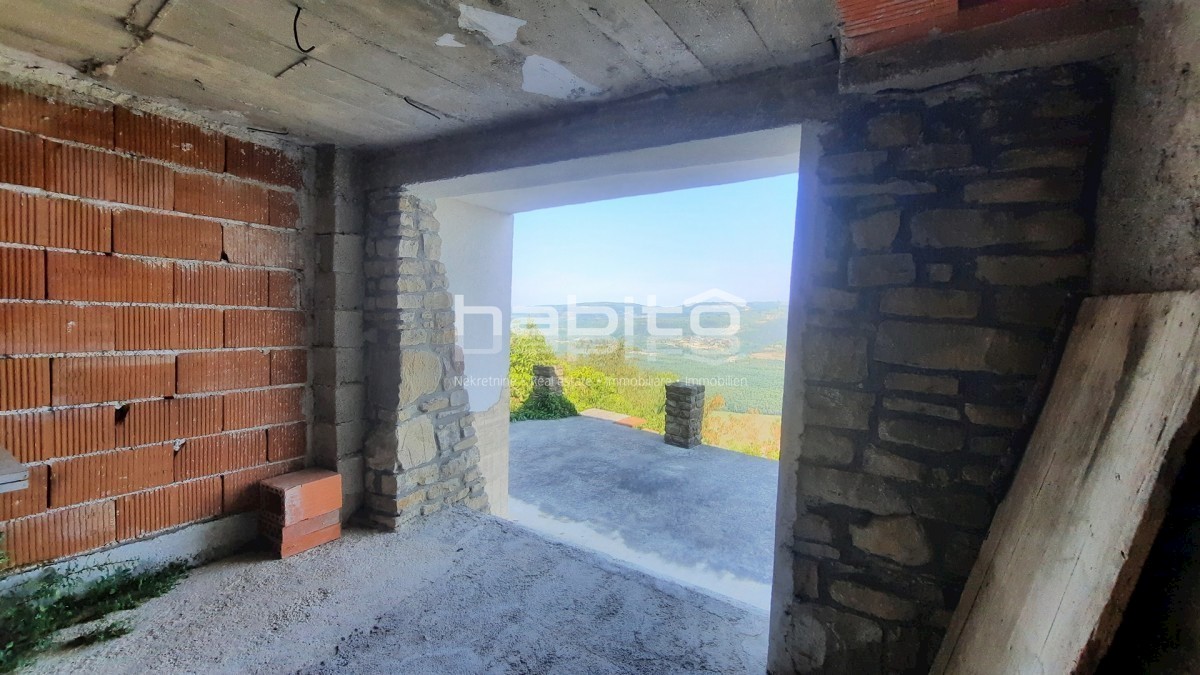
[[362, 60, 841, 190]]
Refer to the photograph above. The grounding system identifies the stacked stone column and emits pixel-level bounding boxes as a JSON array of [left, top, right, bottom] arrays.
[[664, 382, 704, 448], [361, 190, 488, 529], [779, 64, 1111, 673], [531, 365, 563, 397]]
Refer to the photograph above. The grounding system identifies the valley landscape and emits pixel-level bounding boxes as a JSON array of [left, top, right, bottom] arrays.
[[510, 301, 787, 458]]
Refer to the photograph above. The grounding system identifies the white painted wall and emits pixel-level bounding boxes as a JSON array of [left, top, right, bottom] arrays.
[[436, 198, 514, 412], [436, 197, 514, 515]]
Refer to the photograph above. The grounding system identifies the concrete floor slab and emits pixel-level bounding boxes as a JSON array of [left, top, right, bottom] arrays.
[[508, 417, 779, 611], [28, 509, 766, 674]]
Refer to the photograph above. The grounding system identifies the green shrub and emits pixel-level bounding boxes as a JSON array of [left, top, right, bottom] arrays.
[[508, 323, 559, 409], [510, 392, 579, 421]]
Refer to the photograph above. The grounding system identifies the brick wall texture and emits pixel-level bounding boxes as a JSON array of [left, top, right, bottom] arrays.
[[0, 83, 309, 569], [782, 64, 1111, 673]]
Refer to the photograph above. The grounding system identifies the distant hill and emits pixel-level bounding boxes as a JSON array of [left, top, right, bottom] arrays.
[[511, 300, 788, 354], [512, 300, 789, 414]]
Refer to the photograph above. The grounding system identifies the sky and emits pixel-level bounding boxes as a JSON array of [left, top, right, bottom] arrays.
[[511, 174, 799, 308]]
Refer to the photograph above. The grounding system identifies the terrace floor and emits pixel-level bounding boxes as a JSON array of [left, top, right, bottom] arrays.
[[509, 416, 780, 611]]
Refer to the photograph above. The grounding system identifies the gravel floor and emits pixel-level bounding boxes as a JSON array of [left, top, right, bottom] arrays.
[[28, 508, 767, 675]]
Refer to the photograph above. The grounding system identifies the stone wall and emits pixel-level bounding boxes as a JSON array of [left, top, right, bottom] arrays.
[[664, 383, 704, 449], [777, 64, 1111, 673], [361, 191, 488, 528]]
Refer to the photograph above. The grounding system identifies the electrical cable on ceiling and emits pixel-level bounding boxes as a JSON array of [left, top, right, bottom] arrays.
[[293, 6, 315, 53]]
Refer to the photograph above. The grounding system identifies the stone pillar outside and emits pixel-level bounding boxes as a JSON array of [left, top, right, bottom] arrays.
[[532, 365, 563, 397], [664, 382, 704, 448], [361, 189, 488, 529]]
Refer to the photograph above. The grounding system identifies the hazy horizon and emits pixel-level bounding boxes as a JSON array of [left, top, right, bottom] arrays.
[[512, 174, 799, 308]]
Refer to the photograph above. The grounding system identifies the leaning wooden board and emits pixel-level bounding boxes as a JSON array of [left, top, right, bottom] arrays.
[[933, 291, 1200, 674]]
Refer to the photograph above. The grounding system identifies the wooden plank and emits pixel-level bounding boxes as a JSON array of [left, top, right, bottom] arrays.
[[933, 291, 1200, 674]]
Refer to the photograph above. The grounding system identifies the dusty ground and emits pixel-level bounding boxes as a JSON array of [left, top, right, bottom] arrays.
[[29, 509, 767, 674], [509, 417, 778, 610]]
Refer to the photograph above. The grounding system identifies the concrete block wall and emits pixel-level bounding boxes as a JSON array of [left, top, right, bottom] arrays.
[[776, 64, 1112, 673], [311, 147, 367, 518], [0, 83, 312, 569]]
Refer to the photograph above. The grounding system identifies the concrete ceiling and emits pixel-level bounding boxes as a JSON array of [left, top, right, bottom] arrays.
[[0, 0, 836, 147]]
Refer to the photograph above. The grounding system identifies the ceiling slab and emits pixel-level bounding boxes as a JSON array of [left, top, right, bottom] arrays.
[[0, 0, 838, 147]]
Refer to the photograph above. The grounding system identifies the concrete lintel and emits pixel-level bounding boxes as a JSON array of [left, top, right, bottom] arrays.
[[840, 0, 1138, 95], [363, 61, 840, 191]]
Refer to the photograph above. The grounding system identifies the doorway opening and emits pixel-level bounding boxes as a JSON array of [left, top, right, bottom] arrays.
[[503, 175, 798, 611], [415, 124, 815, 619]]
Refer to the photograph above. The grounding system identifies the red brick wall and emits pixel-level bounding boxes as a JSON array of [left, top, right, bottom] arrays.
[[0, 84, 310, 568]]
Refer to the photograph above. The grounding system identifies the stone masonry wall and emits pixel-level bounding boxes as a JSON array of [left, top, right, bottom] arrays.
[[361, 191, 487, 528], [780, 64, 1112, 673]]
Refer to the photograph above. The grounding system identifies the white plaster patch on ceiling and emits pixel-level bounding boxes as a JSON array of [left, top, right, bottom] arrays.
[[521, 55, 603, 100], [436, 33, 466, 48], [457, 4, 526, 46]]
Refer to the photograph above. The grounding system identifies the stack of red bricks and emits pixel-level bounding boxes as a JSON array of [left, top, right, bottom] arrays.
[[259, 469, 341, 558], [0, 83, 310, 568]]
